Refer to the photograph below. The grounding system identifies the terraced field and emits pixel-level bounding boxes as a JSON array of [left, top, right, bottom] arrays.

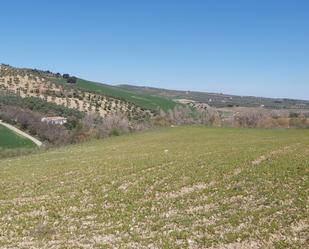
[[0, 124, 35, 149], [0, 127, 308, 248]]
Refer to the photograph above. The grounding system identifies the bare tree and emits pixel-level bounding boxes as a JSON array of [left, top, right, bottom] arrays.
[[234, 109, 267, 128], [98, 113, 129, 137]]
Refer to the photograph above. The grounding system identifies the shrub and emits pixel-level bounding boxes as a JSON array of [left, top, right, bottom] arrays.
[[289, 117, 309, 128], [111, 128, 120, 136], [289, 112, 300, 118], [234, 109, 267, 128], [69, 113, 131, 142], [67, 77, 77, 84], [99, 114, 129, 137], [156, 106, 220, 126]]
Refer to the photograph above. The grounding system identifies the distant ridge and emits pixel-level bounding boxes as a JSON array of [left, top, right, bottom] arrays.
[[1, 63, 308, 110], [118, 84, 309, 109]]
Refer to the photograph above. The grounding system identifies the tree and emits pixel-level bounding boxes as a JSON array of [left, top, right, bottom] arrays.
[[234, 109, 267, 128], [67, 76, 77, 84], [63, 74, 70, 79]]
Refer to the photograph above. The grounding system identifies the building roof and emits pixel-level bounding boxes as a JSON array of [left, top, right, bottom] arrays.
[[41, 117, 67, 122]]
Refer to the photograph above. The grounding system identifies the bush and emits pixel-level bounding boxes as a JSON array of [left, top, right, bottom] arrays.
[[69, 113, 131, 143], [156, 106, 220, 126], [67, 77, 77, 84], [99, 114, 129, 137], [289, 112, 300, 118], [289, 118, 309, 128], [234, 109, 267, 128], [111, 128, 120, 136]]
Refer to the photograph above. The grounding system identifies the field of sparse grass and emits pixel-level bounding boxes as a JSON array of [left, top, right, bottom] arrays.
[[51, 77, 177, 111], [0, 124, 35, 149], [0, 127, 308, 248]]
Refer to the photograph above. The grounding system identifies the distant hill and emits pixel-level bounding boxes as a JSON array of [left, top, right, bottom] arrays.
[[0, 64, 160, 121], [50, 77, 176, 112], [1, 63, 308, 118], [0, 64, 168, 145], [118, 84, 309, 110]]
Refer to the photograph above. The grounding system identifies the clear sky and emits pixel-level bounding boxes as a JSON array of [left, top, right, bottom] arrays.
[[1, 0, 308, 100]]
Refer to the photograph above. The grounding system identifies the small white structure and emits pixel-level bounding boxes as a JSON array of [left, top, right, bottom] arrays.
[[41, 117, 67, 125]]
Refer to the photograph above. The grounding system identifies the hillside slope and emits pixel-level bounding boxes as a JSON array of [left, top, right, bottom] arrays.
[[0, 127, 308, 248], [119, 84, 309, 109], [0, 65, 153, 120], [50, 77, 176, 112]]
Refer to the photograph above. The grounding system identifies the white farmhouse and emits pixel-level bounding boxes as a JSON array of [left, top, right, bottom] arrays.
[[41, 117, 67, 125]]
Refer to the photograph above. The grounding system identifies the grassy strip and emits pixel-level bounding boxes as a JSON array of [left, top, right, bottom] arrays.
[[0, 124, 35, 149]]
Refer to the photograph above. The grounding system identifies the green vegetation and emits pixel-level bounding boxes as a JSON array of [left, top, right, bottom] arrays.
[[0, 92, 84, 120], [119, 84, 309, 109], [0, 124, 35, 149], [0, 127, 308, 248], [51, 77, 177, 111]]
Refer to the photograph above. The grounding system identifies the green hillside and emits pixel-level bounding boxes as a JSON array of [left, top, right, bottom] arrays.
[[119, 84, 309, 109], [51, 77, 177, 112], [0, 127, 308, 248], [0, 124, 35, 149]]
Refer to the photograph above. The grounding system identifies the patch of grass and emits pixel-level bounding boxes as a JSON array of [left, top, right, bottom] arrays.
[[51, 77, 177, 111], [0, 127, 308, 248], [0, 124, 35, 149]]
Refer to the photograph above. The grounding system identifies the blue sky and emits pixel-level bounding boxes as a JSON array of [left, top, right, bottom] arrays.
[[1, 0, 308, 100]]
